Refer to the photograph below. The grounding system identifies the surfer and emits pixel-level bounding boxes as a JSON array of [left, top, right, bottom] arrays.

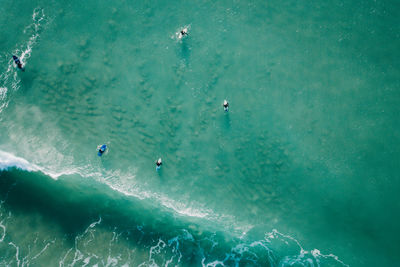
[[178, 28, 188, 39], [98, 144, 107, 156], [156, 158, 162, 171], [12, 55, 25, 71], [223, 100, 229, 112]]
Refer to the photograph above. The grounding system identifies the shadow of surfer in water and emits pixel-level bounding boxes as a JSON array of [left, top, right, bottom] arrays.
[[177, 26, 190, 64]]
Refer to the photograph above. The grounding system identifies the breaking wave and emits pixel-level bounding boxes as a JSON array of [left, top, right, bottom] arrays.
[[0, 150, 348, 266]]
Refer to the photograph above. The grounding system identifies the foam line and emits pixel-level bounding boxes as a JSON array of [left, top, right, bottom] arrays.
[[265, 229, 349, 267], [0, 220, 5, 242]]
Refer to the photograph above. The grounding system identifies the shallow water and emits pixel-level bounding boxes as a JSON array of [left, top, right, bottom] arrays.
[[0, 0, 399, 266]]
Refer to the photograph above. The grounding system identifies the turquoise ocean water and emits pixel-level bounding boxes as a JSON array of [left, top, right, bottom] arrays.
[[1, 0, 399, 266]]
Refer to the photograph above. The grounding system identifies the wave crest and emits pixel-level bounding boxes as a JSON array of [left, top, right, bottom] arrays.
[[0, 150, 39, 172]]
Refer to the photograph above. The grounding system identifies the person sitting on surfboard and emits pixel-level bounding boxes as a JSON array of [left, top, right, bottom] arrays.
[[156, 158, 162, 171], [12, 55, 25, 72], [223, 100, 229, 112], [178, 28, 188, 39], [180, 29, 187, 36]]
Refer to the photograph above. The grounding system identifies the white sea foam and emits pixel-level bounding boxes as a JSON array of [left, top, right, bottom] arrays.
[[0, 220, 6, 242], [0, 150, 40, 172], [8, 242, 21, 267], [201, 259, 225, 267], [265, 229, 350, 267], [20, 8, 47, 65], [83, 165, 218, 220], [0, 64, 13, 115], [30, 239, 56, 261], [0, 87, 7, 100]]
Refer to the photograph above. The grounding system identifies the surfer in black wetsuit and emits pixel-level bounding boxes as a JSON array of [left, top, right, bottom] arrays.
[[178, 28, 188, 39], [98, 146, 105, 155], [223, 100, 229, 112], [156, 158, 162, 170], [12, 55, 25, 72], [180, 30, 187, 36]]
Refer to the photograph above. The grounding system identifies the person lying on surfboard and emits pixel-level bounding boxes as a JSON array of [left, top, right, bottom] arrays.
[[98, 144, 107, 156], [12, 55, 25, 71]]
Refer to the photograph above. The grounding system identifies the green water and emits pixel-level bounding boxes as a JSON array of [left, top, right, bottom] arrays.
[[0, 0, 399, 266]]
